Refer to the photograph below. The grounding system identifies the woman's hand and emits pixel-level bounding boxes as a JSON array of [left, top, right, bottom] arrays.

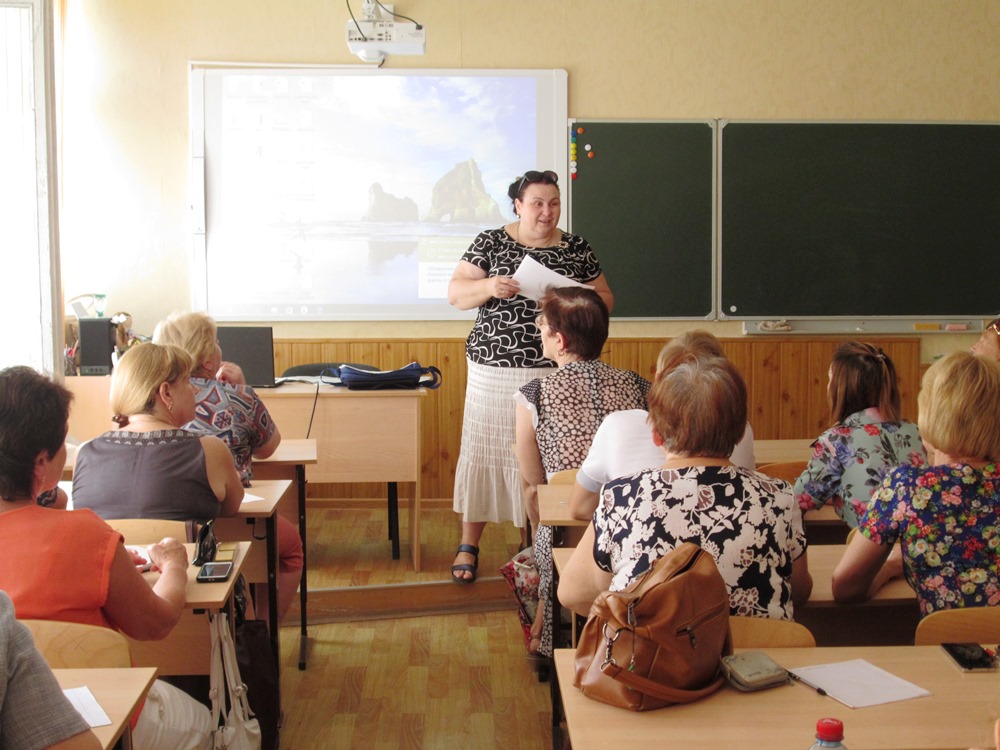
[[216, 361, 246, 385], [489, 275, 520, 300], [147, 537, 189, 573]]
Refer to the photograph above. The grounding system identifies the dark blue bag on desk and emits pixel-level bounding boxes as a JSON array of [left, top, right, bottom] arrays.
[[328, 362, 442, 390]]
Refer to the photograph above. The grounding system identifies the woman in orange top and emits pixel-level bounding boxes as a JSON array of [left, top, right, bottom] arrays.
[[0, 366, 213, 750]]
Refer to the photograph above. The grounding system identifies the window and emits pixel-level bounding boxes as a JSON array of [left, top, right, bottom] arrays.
[[0, 0, 60, 372]]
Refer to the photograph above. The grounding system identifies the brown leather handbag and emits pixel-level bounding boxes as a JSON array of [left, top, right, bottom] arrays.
[[573, 542, 732, 711]]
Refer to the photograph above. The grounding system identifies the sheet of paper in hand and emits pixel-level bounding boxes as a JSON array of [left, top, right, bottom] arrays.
[[511, 255, 595, 301]]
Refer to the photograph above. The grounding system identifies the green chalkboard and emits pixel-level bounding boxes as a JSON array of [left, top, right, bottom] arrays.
[[720, 122, 1000, 319], [569, 121, 715, 318]]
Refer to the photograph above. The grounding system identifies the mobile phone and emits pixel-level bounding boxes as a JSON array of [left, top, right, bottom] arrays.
[[215, 542, 237, 562], [196, 561, 234, 583], [941, 643, 998, 672]]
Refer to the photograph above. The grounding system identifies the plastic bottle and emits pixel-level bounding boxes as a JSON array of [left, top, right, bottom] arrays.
[[808, 718, 847, 749]]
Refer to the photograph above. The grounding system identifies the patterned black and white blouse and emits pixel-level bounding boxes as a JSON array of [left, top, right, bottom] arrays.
[[516, 360, 650, 475], [461, 228, 603, 367], [594, 466, 807, 619]]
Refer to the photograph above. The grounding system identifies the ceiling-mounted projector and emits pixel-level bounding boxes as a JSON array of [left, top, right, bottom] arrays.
[[346, 2, 425, 64]]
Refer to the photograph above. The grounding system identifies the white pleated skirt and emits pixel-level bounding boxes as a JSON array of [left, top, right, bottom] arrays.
[[452, 358, 547, 526]]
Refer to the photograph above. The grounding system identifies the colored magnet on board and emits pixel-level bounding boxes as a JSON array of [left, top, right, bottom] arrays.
[[577, 127, 584, 134], [584, 144, 591, 151], [588, 151, 595, 158]]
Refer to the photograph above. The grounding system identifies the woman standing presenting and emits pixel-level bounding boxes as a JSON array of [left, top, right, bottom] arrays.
[[448, 170, 613, 582]]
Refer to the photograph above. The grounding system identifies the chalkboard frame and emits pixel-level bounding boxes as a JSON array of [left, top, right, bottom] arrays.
[[568, 119, 716, 320], [718, 119, 1000, 321]]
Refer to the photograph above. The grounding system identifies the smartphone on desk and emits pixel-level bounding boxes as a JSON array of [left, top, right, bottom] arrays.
[[941, 643, 998, 672], [196, 561, 234, 584]]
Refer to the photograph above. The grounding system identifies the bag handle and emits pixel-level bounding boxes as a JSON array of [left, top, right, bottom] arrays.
[[600, 660, 726, 704], [419, 365, 442, 389]]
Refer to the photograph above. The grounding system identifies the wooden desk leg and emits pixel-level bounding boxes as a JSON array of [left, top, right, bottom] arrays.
[[296, 464, 308, 671], [388, 482, 400, 560]]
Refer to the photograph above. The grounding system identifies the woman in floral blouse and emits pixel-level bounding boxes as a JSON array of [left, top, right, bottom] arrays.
[[558, 355, 812, 620], [794, 341, 926, 528], [833, 351, 1000, 615]]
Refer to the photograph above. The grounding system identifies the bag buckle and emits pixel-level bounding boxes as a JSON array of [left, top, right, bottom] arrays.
[[601, 624, 624, 669]]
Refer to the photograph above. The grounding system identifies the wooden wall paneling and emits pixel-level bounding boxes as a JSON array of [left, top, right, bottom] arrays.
[[273, 336, 921, 500], [436, 341, 466, 505], [806, 341, 838, 436], [722, 341, 755, 424], [749, 339, 783, 439], [779, 341, 811, 439], [881, 340, 920, 422]]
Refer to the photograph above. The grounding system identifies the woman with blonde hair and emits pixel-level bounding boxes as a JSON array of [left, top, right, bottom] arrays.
[[833, 351, 1000, 613], [794, 341, 926, 529], [72, 343, 244, 522], [567, 330, 755, 521], [154, 311, 302, 621]]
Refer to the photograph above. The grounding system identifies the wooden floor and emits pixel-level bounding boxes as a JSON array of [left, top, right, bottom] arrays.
[[276, 499, 552, 749]]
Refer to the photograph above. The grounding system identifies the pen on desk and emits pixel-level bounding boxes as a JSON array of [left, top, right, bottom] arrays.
[[788, 672, 827, 696]]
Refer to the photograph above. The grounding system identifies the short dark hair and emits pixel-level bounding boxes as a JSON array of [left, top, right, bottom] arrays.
[[507, 170, 559, 211], [828, 341, 901, 424], [0, 367, 72, 501], [539, 287, 609, 361], [647, 357, 747, 458]]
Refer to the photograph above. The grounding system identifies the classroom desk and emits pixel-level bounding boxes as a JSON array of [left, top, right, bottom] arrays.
[[552, 544, 919, 647], [127, 541, 249, 677], [213, 478, 290, 686], [553, 646, 999, 750], [250, 438, 317, 671], [538, 483, 588, 527], [55, 667, 157, 750], [539, 478, 845, 546], [255, 383, 427, 571], [755, 438, 814, 465]]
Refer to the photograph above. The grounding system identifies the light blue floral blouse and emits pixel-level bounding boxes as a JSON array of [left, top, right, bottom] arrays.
[[794, 408, 926, 528]]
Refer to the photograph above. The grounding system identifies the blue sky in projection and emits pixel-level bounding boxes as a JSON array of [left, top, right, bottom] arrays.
[[219, 74, 540, 224]]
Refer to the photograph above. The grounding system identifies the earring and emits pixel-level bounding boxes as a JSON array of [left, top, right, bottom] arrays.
[[167, 403, 173, 412]]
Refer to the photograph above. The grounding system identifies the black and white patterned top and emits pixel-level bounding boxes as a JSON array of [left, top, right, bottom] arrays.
[[594, 466, 807, 620], [461, 228, 603, 367], [517, 360, 650, 475]]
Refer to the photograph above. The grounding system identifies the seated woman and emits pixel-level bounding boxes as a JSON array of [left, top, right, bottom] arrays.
[[568, 329, 756, 522], [153, 311, 303, 621], [558, 356, 812, 619], [794, 341, 926, 529], [970, 315, 1000, 360], [0, 590, 101, 750], [72, 343, 244, 523], [514, 287, 650, 657], [832, 351, 1000, 614], [0, 366, 213, 749]]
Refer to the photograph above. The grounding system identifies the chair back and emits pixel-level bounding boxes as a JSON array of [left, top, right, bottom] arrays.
[[549, 469, 578, 485], [729, 616, 816, 648], [281, 362, 378, 377], [755, 461, 807, 484], [108, 518, 190, 545], [21, 619, 131, 668], [914, 606, 1000, 645]]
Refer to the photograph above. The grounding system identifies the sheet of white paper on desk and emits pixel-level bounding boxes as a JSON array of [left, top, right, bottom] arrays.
[[124, 544, 152, 571], [511, 255, 595, 301], [64, 686, 111, 727], [242, 492, 265, 503], [789, 659, 930, 708]]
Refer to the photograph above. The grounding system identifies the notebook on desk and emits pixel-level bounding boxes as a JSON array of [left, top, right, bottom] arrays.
[[215, 326, 283, 388]]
